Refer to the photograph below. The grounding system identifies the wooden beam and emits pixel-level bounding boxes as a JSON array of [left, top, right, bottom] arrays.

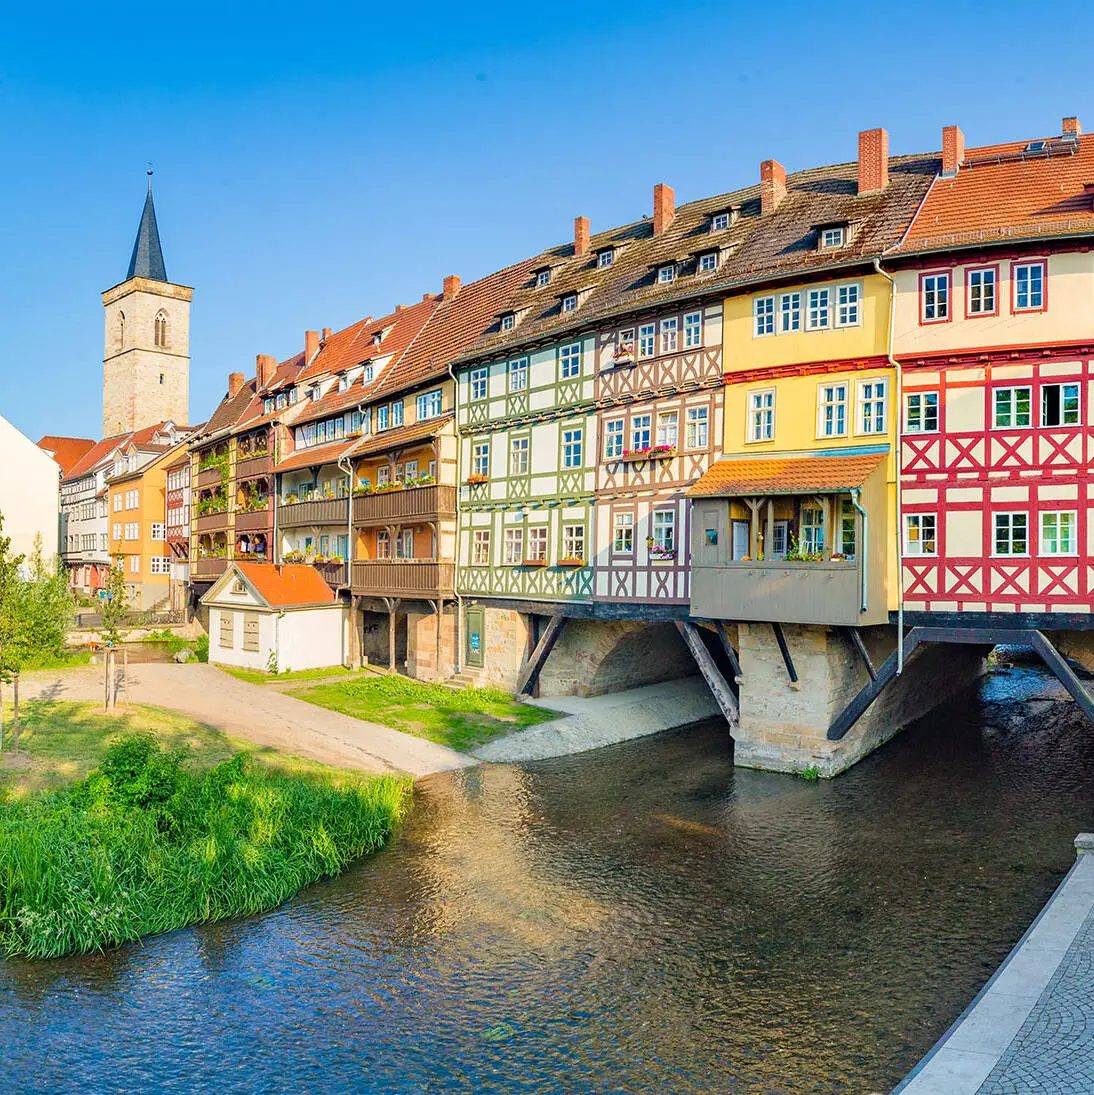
[[846, 627, 877, 681], [515, 613, 566, 696], [675, 620, 739, 730], [714, 620, 743, 683], [1030, 631, 1094, 728], [771, 622, 798, 684]]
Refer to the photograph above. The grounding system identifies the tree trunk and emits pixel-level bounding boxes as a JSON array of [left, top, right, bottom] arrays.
[[12, 673, 18, 754]]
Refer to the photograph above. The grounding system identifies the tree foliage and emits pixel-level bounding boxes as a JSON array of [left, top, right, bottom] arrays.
[[98, 557, 130, 647]]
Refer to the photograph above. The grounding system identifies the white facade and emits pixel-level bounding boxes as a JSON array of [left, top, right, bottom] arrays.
[[1, 413, 61, 564]]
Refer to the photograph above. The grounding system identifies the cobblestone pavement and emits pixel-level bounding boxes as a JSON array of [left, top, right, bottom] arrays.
[[977, 902, 1094, 1095]]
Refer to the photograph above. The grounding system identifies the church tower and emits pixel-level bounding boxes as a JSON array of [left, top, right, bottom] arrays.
[[102, 173, 192, 435]]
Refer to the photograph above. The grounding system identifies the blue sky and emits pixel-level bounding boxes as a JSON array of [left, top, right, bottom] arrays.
[[2, 0, 1091, 441]]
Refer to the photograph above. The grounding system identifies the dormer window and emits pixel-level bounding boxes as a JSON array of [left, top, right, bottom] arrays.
[[712, 213, 730, 231], [536, 268, 552, 288], [500, 312, 516, 331], [276, 393, 287, 410], [372, 331, 383, 346], [597, 249, 614, 268], [308, 387, 319, 403], [698, 252, 720, 274], [658, 264, 677, 284], [289, 387, 298, 403], [818, 224, 848, 250], [562, 293, 578, 313], [364, 364, 375, 382], [264, 398, 274, 414], [338, 376, 349, 393]]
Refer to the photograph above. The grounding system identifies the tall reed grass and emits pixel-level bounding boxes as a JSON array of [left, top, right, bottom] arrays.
[[0, 735, 409, 958]]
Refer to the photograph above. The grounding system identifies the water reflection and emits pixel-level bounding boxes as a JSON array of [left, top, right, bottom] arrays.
[[2, 661, 1091, 1094]]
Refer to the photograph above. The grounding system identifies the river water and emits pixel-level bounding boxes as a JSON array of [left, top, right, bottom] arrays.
[[2, 659, 1092, 1094]]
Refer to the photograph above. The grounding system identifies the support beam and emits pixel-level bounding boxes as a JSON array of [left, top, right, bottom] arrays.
[[516, 613, 566, 696], [771, 622, 798, 684], [1030, 631, 1094, 726], [714, 620, 743, 684], [675, 621, 739, 730], [383, 596, 401, 674], [846, 627, 877, 681], [828, 628, 925, 740]]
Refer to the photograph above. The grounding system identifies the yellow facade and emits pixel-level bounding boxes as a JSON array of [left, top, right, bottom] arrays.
[[108, 450, 175, 609]]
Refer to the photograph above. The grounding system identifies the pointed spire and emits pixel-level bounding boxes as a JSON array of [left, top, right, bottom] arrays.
[[126, 170, 167, 282]]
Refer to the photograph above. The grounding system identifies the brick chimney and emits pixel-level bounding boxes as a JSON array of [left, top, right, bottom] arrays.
[[653, 183, 675, 235], [228, 372, 245, 398], [858, 128, 889, 194], [256, 354, 277, 389], [304, 330, 319, 363], [322, 327, 332, 340], [942, 125, 965, 177], [1064, 116, 1082, 138], [443, 274, 461, 301], [574, 216, 590, 255], [760, 160, 787, 215]]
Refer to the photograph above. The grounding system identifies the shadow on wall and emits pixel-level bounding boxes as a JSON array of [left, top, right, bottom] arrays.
[[539, 620, 696, 698]]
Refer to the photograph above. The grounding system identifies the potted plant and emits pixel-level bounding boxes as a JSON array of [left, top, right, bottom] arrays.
[[465, 473, 489, 485], [612, 341, 636, 366]]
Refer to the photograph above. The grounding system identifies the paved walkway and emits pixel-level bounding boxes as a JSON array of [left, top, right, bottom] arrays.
[[19, 663, 474, 778], [472, 676, 722, 762], [894, 836, 1094, 1094]]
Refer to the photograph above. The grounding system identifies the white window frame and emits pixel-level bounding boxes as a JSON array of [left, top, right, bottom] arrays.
[[508, 357, 528, 392], [597, 249, 614, 268], [994, 386, 1032, 429], [638, 323, 656, 358], [967, 266, 997, 316], [560, 343, 581, 379], [817, 382, 848, 438], [993, 512, 1029, 556], [631, 414, 652, 451], [536, 268, 551, 288], [604, 418, 624, 460], [509, 435, 530, 476], [806, 287, 831, 330], [658, 264, 676, 284], [748, 389, 775, 442], [652, 510, 676, 554], [1013, 261, 1045, 312], [471, 529, 490, 566], [1041, 383, 1080, 427], [504, 528, 523, 565], [526, 526, 548, 562], [562, 294, 578, 313], [470, 367, 489, 402], [779, 292, 801, 334], [754, 296, 775, 337], [150, 522, 165, 541], [905, 392, 939, 434], [711, 212, 730, 231], [1040, 510, 1077, 556], [416, 388, 443, 420], [904, 514, 937, 556], [660, 317, 678, 354], [836, 282, 861, 328], [562, 427, 583, 469], [500, 313, 515, 331], [656, 410, 678, 448], [683, 311, 702, 348], [698, 252, 718, 273], [686, 406, 709, 449], [820, 226, 846, 249], [472, 441, 489, 478], [562, 524, 585, 561], [857, 378, 887, 435], [921, 272, 950, 322]]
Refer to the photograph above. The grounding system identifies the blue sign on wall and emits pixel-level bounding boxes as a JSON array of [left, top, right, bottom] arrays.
[[470, 632, 481, 652]]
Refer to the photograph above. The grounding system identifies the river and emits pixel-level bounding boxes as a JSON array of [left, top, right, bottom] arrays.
[[2, 657, 1091, 1094]]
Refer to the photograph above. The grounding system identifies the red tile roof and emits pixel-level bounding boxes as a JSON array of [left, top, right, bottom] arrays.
[[273, 439, 358, 474], [688, 452, 886, 497], [346, 413, 454, 459], [37, 436, 95, 476], [62, 433, 132, 481], [896, 133, 1094, 254], [234, 562, 337, 607]]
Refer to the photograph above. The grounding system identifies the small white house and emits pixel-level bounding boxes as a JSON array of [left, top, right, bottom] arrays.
[[202, 562, 347, 673]]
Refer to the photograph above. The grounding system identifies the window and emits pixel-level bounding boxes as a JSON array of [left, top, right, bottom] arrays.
[[921, 272, 950, 322], [994, 387, 1032, 428], [820, 226, 846, 249], [754, 296, 775, 336], [748, 389, 775, 442], [658, 264, 676, 284], [686, 406, 709, 449], [1041, 383, 1080, 426], [836, 282, 860, 327], [562, 427, 583, 468], [470, 367, 488, 401], [113, 493, 123, 512], [508, 357, 528, 392], [509, 436, 529, 475], [500, 312, 515, 331], [416, 389, 443, 420], [154, 311, 167, 347], [698, 252, 718, 273], [243, 614, 260, 653], [800, 507, 824, 554], [615, 513, 636, 554], [219, 613, 234, 650], [657, 411, 678, 448], [807, 287, 831, 330], [126, 489, 139, 509], [563, 524, 585, 561], [905, 392, 939, 433], [391, 401, 403, 427], [472, 441, 490, 477], [112, 523, 122, 541], [150, 556, 170, 575], [377, 404, 390, 430], [652, 510, 675, 554], [818, 383, 848, 437], [472, 530, 490, 565], [404, 459, 419, 481], [858, 378, 887, 434], [638, 323, 656, 357], [838, 500, 856, 558], [375, 529, 391, 559], [504, 528, 523, 564], [684, 312, 702, 347], [1013, 262, 1045, 312], [631, 414, 652, 450], [604, 418, 624, 459], [904, 514, 937, 556], [397, 529, 414, 559], [994, 512, 1028, 555], [660, 317, 678, 354], [1041, 511, 1076, 555], [100, 534, 108, 551], [377, 465, 390, 485], [562, 294, 578, 313], [597, 249, 614, 268], [125, 522, 139, 540], [711, 212, 730, 231], [560, 342, 581, 379], [338, 376, 348, 393], [780, 292, 801, 333], [527, 526, 548, 562], [150, 523, 165, 541], [966, 267, 997, 316], [128, 555, 140, 574], [536, 268, 551, 287]]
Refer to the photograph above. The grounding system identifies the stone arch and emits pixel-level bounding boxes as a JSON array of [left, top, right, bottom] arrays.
[[154, 310, 168, 348]]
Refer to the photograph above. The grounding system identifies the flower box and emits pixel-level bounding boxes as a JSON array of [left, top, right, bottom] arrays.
[[557, 557, 585, 567], [520, 559, 548, 568], [649, 549, 676, 561], [465, 474, 489, 485], [619, 445, 676, 463]]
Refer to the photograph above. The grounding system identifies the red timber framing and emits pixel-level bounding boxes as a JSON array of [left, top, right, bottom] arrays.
[[899, 345, 1094, 614], [592, 308, 724, 605]]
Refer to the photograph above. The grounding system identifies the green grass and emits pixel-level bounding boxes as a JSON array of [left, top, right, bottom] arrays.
[[19, 649, 93, 671], [290, 675, 556, 751], [219, 664, 361, 686], [141, 630, 208, 662], [0, 733, 409, 958]]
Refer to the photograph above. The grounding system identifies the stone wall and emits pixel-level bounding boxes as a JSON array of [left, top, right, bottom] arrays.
[[462, 605, 532, 690], [1050, 630, 1094, 673], [734, 623, 986, 777], [405, 605, 458, 682]]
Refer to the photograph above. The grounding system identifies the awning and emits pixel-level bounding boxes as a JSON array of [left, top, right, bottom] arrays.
[[687, 451, 887, 498]]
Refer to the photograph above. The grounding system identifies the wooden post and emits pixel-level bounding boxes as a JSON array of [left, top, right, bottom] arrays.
[[675, 620, 739, 730], [0, 675, 4, 752], [123, 649, 130, 705], [103, 649, 110, 712], [766, 500, 775, 558], [515, 613, 566, 696], [12, 673, 18, 754]]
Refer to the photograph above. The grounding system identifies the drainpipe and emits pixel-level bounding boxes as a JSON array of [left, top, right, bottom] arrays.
[[447, 362, 463, 675], [337, 450, 354, 585], [851, 487, 868, 612], [873, 256, 904, 674]]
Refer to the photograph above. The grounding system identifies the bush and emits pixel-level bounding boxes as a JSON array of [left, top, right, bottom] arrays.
[[0, 737, 409, 958], [194, 634, 209, 663]]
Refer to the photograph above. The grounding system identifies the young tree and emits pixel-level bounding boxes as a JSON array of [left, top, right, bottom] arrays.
[[0, 513, 26, 752], [99, 557, 130, 647]]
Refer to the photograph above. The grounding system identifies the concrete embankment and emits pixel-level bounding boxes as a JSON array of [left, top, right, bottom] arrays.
[[894, 834, 1094, 1094], [473, 676, 721, 763]]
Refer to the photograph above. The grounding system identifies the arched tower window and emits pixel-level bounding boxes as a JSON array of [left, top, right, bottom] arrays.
[[154, 311, 168, 348], [117, 311, 126, 351]]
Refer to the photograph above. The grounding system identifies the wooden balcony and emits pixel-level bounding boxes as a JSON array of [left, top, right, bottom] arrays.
[[315, 561, 348, 587], [351, 559, 455, 599], [192, 557, 228, 580], [196, 465, 228, 488], [278, 498, 350, 528], [352, 484, 456, 527], [195, 511, 231, 533], [234, 507, 270, 533], [236, 453, 271, 480]]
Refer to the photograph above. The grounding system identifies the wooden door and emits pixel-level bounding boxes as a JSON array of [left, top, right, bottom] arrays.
[[465, 605, 485, 668]]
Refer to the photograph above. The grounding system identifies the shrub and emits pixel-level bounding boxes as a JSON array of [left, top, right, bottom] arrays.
[[194, 634, 209, 662]]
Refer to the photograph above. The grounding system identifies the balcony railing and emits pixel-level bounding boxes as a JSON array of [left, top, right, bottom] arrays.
[[315, 560, 348, 587], [195, 511, 231, 533], [234, 508, 270, 533], [352, 484, 456, 527], [278, 498, 350, 528], [196, 465, 227, 488], [192, 557, 228, 579], [235, 453, 270, 480], [351, 559, 455, 598]]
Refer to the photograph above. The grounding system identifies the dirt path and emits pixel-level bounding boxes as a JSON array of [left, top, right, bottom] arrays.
[[19, 663, 475, 778]]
